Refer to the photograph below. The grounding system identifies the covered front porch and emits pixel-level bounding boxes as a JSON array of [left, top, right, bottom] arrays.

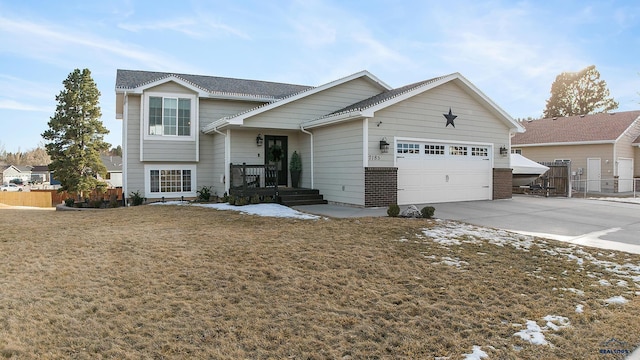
[[229, 163, 326, 206]]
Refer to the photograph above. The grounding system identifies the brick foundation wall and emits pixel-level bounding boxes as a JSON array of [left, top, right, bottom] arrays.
[[493, 168, 513, 200], [365, 167, 397, 207]]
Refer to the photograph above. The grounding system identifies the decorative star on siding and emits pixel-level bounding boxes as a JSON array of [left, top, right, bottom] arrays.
[[444, 108, 457, 128]]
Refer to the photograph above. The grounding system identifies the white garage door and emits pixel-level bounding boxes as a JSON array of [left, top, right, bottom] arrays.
[[396, 141, 492, 205]]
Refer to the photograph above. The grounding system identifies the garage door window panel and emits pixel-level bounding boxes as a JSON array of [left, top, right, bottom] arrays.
[[397, 143, 421, 154], [450, 146, 468, 156]]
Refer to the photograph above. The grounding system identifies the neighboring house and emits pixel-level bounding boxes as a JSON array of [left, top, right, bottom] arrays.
[[30, 165, 50, 184], [100, 155, 123, 188], [1, 165, 32, 184], [512, 111, 640, 193], [115, 69, 524, 207]]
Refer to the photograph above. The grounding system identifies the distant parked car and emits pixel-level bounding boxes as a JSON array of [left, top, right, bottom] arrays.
[[1, 184, 22, 192]]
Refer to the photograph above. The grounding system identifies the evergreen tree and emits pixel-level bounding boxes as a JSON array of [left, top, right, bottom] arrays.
[[42, 68, 110, 197], [543, 65, 618, 118]]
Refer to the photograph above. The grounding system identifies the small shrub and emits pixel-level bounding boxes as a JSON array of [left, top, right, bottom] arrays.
[[64, 198, 75, 207], [227, 195, 236, 205], [262, 195, 274, 203], [387, 204, 400, 217], [234, 196, 249, 206], [129, 190, 145, 206], [250, 194, 260, 204], [421, 206, 435, 219], [222, 192, 229, 203], [90, 199, 104, 209], [196, 186, 212, 202], [109, 199, 120, 208]]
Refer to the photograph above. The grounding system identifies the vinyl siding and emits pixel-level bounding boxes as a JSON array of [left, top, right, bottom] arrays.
[[514, 143, 614, 181], [243, 78, 383, 129], [366, 81, 511, 168], [635, 147, 640, 176], [209, 132, 226, 196], [199, 98, 264, 128], [148, 82, 198, 94], [125, 95, 145, 195], [229, 129, 305, 187], [313, 121, 364, 206], [142, 140, 198, 162], [613, 119, 640, 175]]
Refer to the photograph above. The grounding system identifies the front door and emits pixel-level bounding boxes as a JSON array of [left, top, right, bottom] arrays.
[[587, 158, 601, 192], [265, 135, 288, 186]]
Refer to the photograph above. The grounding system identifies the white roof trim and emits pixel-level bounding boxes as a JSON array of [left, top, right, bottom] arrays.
[[303, 72, 525, 132], [116, 75, 208, 96], [615, 115, 640, 143], [202, 70, 390, 134], [513, 140, 615, 147]]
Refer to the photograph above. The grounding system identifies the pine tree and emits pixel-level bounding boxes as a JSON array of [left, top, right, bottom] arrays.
[[42, 68, 110, 197], [543, 65, 618, 118]]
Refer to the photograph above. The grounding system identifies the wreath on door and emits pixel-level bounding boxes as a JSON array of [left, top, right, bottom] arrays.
[[268, 144, 283, 162]]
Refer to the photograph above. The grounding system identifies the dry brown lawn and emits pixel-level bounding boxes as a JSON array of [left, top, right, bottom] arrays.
[[0, 204, 639, 359]]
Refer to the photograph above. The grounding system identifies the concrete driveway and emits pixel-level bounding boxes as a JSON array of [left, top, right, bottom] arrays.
[[295, 195, 640, 254]]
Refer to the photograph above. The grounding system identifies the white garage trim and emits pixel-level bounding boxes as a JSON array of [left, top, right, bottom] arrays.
[[395, 137, 494, 205]]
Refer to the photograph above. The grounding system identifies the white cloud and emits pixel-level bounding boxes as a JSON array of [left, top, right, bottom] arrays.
[[0, 15, 193, 71], [0, 99, 51, 112]]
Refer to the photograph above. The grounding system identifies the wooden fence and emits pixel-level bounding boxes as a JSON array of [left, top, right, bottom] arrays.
[[0, 192, 52, 208], [0, 188, 124, 208]]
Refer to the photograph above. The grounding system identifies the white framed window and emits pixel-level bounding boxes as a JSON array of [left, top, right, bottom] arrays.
[[450, 146, 468, 156], [471, 147, 488, 157], [144, 164, 196, 198], [397, 143, 420, 154], [144, 92, 197, 141], [425, 144, 445, 155], [511, 149, 522, 154]]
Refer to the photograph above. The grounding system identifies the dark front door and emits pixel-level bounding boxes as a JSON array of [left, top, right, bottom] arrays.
[[265, 135, 288, 186]]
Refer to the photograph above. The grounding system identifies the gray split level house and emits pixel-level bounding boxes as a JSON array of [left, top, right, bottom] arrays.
[[115, 69, 524, 207]]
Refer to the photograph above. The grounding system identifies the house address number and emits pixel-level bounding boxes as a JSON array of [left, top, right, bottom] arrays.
[[368, 155, 381, 161]]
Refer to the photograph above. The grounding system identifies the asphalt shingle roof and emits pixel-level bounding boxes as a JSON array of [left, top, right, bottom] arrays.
[[116, 70, 312, 100], [325, 75, 447, 117], [512, 111, 640, 145]]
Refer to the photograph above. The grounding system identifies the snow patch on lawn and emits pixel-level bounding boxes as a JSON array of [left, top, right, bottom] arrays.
[[151, 201, 321, 220], [463, 345, 489, 359], [514, 320, 548, 345], [604, 296, 628, 305]]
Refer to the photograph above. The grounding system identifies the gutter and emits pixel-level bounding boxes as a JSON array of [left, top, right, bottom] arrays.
[[299, 124, 314, 189]]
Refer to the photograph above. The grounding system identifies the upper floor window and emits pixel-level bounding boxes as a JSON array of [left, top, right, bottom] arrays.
[[149, 96, 191, 136], [144, 92, 197, 141]]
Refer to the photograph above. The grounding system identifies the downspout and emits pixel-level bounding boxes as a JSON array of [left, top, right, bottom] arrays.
[[300, 124, 314, 189], [122, 91, 128, 206]]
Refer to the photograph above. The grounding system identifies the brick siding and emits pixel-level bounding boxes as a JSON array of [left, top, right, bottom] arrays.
[[365, 167, 397, 207], [493, 168, 513, 200]]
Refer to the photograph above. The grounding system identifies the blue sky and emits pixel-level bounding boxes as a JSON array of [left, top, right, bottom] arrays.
[[1, 0, 639, 154]]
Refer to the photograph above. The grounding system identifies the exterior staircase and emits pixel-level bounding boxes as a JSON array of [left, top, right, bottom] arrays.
[[278, 188, 327, 206]]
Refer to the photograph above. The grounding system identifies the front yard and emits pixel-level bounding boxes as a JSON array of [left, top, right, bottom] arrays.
[[1, 204, 639, 359]]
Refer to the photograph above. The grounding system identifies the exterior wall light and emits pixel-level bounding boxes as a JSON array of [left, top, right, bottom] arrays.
[[379, 137, 390, 153], [256, 134, 263, 146], [499, 145, 508, 156]]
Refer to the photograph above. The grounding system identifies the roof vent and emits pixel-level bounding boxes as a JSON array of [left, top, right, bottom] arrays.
[[580, 114, 585, 118], [552, 117, 557, 120], [609, 112, 616, 115]]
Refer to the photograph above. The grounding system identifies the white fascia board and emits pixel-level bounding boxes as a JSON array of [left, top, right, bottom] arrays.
[[202, 118, 231, 134], [117, 75, 208, 96], [221, 70, 390, 125], [451, 74, 525, 133], [615, 115, 640, 143], [303, 110, 373, 129], [514, 140, 615, 147]]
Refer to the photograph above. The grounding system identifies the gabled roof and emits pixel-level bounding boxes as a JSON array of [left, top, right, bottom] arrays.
[[512, 111, 640, 146], [633, 135, 640, 146], [2, 165, 32, 173], [202, 70, 391, 133], [302, 72, 524, 132], [100, 155, 122, 173], [30, 165, 50, 172], [115, 69, 312, 101]]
